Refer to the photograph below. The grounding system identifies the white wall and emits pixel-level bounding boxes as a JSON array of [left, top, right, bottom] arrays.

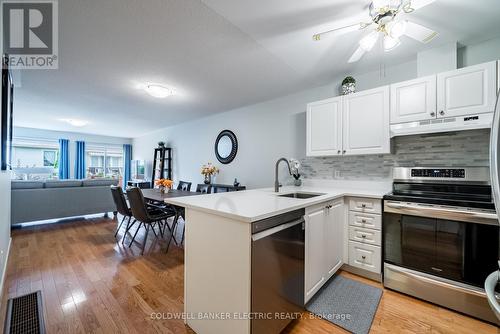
[[133, 40, 500, 189], [14, 127, 132, 179]]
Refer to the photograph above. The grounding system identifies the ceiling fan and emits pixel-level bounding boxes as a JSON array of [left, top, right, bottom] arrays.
[[313, 0, 438, 63]]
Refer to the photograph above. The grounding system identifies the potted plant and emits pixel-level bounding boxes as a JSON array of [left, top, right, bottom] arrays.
[[201, 163, 219, 184], [155, 178, 173, 193], [341, 76, 356, 95], [158, 141, 165, 148]]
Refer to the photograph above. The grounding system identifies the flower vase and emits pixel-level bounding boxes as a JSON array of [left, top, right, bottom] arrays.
[[204, 175, 211, 184]]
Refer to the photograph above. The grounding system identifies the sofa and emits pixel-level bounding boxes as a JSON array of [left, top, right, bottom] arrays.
[[11, 179, 119, 225]]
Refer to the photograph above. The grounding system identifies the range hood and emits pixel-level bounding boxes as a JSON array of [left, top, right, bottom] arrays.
[[390, 113, 493, 137]]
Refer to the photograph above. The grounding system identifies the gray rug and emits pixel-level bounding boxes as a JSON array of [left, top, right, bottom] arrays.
[[306, 275, 382, 334]]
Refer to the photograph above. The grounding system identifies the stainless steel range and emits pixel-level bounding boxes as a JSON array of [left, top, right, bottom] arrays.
[[383, 167, 500, 324]]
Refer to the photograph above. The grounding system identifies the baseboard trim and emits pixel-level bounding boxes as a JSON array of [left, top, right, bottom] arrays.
[[0, 237, 12, 301]]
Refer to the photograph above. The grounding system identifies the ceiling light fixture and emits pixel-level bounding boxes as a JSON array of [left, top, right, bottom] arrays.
[[383, 35, 401, 51], [359, 30, 379, 51], [60, 119, 89, 127], [144, 84, 176, 98], [313, 0, 438, 63]]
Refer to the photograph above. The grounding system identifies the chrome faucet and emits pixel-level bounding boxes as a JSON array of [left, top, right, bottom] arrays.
[[275, 158, 292, 192]]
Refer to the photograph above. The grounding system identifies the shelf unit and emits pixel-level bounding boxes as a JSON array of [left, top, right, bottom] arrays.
[[151, 147, 172, 188]]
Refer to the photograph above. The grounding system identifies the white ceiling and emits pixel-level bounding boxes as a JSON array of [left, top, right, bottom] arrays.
[[13, 0, 500, 138]]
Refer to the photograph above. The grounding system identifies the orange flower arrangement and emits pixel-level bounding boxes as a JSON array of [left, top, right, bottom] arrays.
[[155, 179, 174, 189]]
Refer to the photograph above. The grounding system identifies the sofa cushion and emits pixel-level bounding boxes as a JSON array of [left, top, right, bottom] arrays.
[[11, 180, 45, 189], [45, 180, 83, 188], [82, 178, 119, 187]]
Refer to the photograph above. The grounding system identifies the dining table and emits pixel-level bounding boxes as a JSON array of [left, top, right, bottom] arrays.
[[141, 188, 202, 202]]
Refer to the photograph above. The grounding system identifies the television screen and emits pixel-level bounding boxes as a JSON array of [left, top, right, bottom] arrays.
[[1, 58, 13, 171]]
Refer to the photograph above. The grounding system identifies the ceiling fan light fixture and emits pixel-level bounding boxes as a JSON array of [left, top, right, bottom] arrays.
[[359, 31, 380, 51], [389, 20, 407, 38], [383, 35, 401, 51]]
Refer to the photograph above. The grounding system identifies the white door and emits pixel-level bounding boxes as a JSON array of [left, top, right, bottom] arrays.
[[342, 86, 391, 155], [324, 200, 344, 277], [437, 61, 497, 118], [306, 97, 343, 156], [305, 207, 326, 302], [390, 75, 437, 124]]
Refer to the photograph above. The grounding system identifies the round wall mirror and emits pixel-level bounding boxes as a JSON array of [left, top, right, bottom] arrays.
[[215, 130, 238, 164]]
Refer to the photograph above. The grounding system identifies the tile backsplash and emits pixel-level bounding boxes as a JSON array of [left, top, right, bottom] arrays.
[[301, 129, 490, 180]]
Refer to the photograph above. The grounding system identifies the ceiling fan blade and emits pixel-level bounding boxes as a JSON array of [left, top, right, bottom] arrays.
[[348, 46, 366, 63], [403, 0, 437, 13], [404, 21, 438, 43], [313, 22, 371, 41]]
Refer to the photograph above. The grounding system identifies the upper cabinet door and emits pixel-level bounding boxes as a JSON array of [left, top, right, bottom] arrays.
[[306, 97, 342, 156], [437, 61, 497, 118], [342, 86, 391, 155], [390, 75, 437, 124]]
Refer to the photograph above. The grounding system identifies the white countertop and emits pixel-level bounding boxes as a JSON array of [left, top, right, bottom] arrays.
[[164, 180, 391, 222]]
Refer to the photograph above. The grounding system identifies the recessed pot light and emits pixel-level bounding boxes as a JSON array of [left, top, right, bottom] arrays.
[[60, 119, 89, 127], [144, 84, 176, 98]]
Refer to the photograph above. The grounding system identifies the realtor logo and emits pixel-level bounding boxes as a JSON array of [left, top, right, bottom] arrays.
[[2, 0, 58, 69]]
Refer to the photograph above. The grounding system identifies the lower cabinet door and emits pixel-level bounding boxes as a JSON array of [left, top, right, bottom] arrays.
[[305, 208, 326, 302], [325, 201, 344, 277]]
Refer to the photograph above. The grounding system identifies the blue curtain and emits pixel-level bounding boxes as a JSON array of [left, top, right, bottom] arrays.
[[74, 141, 86, 179], [58, 139, 70, 179], [123, 144, 132, 188]]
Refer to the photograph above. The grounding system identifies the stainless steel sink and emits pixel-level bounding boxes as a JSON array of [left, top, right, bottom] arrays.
[[277, 192, 325, 199]]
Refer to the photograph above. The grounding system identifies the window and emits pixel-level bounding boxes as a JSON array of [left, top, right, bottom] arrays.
[[11, 138, 59, 179], [86, 144, 123, 179], [43, 150, 57, 167]]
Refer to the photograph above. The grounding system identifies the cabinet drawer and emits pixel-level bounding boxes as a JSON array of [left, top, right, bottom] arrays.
[[348, 197, 382, 214], [348, 226, 381, 245], [348, 241, 381, 274], [349, 212, 381, 230]]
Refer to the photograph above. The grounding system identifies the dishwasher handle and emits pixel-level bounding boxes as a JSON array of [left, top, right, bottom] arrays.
[[252, 218, 304, 242]]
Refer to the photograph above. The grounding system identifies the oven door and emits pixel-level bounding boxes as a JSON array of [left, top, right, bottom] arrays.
[[384, 201, 499, 287]]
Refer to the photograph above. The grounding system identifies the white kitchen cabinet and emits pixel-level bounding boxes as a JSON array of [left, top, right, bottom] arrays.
[[305, 207, 326, 299], [390, 75, 437, 124], [305, 199, 344, 303], [325, 200, 344, 276], [342, 86, 391, 155], [437, 61, 497, 118], [306, 97, 343, 156]]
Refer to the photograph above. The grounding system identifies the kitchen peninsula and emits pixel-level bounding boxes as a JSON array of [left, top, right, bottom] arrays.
[[164, 180, 390, 334]]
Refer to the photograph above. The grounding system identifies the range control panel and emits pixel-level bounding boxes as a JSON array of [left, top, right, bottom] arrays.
[[411, 169, 466, 178]]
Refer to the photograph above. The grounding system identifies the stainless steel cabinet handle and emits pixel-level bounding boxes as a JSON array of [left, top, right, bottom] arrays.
[[361, 255, 366, 260], [361, 235, 366, 238], [361, 204, 366, 208], [342, 150, 346, 154], [439, 110, 445, 116], [430, 111, 436, 117], [337, 150, 341, 154], [361, 219, 367, 223]]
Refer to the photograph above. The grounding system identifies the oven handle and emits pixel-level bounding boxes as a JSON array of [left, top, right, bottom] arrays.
[[385, 202, 498, 224]]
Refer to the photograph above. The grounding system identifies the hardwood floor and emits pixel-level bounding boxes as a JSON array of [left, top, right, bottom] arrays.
[[0, 217, 498, 334]]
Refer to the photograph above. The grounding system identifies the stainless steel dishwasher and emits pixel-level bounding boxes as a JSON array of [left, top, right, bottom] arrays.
[[251, 209, 305, 334]]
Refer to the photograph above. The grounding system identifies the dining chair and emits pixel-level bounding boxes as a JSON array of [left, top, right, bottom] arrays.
[[196, 184, 212, 194], [126, 187, 177, 255], [177, 181, 192, 191], [110, 185, 136, 240]]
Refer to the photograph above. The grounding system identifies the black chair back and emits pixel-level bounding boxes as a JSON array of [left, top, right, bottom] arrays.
[[126, 187, 150, 223], [177, 181, 192, 191], [196, 184, 212, 194], [110, 186, 130, 216]]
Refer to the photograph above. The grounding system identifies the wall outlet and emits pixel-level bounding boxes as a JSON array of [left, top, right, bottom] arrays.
[[334, 170, 341, 178]]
